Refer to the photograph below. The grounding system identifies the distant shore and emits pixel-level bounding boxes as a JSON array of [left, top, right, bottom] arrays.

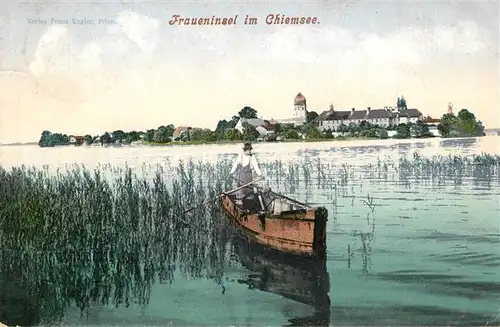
[[1, 136, 423, 148], [0, 142, 38, 146], [4, 133, 498, 148], [0, 137, 384, 147], [142, 136, 386, 146]]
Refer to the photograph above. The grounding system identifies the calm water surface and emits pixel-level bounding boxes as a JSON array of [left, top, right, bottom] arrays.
[[1, 136, 499, 326]]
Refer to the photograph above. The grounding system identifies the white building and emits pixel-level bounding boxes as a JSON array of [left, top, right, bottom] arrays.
[[235, 118, 276, 138], [484, 128, 500, 136], [427, 125, 440, 137], [235, 118, 265, 133], [293, 92, 307, 124], [274, 92, 308, 126], [316, 105, 424, 131]]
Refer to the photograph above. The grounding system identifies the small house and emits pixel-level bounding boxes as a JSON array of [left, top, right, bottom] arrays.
[[69, 135, 85, 146], [172, 126, 191, 141], [235, 118, 265, 133]]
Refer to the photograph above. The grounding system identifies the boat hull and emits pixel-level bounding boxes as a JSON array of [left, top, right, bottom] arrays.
[[220, 193, 328, 259]]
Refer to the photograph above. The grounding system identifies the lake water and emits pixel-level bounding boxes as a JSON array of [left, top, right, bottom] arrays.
[[1, 136, 499, 326]]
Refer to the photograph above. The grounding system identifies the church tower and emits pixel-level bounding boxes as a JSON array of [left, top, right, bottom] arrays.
[[447, 102, 453, 114], [293, 92, 307, 124]]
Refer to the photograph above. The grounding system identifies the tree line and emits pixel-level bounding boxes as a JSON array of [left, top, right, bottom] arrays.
[[37, 104, 485, 147], [437, 109, 485, 137]]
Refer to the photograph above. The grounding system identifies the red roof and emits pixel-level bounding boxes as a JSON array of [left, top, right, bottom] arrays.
[[172, 126, 190, 138], [295, 92, 305, 101], [424, 116, 441, 123], [294, 92, 306, 105]]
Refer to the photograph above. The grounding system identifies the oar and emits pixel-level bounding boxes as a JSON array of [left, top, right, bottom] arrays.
[[271, 190, 311, 208], [222, 176, 263, 196], [250, 182, 311, 208], [183, 177, 263, 214]]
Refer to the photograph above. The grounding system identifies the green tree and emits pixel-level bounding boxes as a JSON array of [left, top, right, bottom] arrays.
[[437, 113, 456, 137], [437, 122, 450, 137], [38, 130, 54, 147], [50, 133, 69, 145], [398, 96, 408, 110], [321, 128, 333, 139], [280, 123, 295, 132], [200, 128, 216, 142], [238, 106, 258, 119], [347, 123, 360, 136], [84, 134, 93, 145], [179, 127, 192, 141], [377, 128, 388, 139], [111, 130, 125, 142], [215, 119, 237, 139], [156, 125, 175, 138], [476, 121, 485, 136], [457, 108, 475, 122], [456, 109, 481, 136], [272, 123, 282, 135], [411, 120, 432, 138], [38, 131, 71, 147], [232, 115, 240, 124], [437, 110, 483, 137], [358, 120, 372, 131], [361, 128, 378, 138], [243, 123, 260, 141], [126, 131, 141, 143], [224, 128, 243, 141], [402, 97, 407, 110], [165, 124, 176, 138], [153, 128, 171, 143], [306, 111, 319, 123], [337, 123, 348, 133], [189, 128, 204, 142], [101, 132, 112, 144], [285, 129, 300, 140], [278, 123, 298, 139], [144, 129, 156, 142], [188, 128, 214, 142], [395, 123, 410, 138], [304, 124, 321, 139]]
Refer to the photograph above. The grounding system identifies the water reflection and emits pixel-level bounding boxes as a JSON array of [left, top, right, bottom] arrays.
[[231, 236, 331, 326], [0, 225, 332, 326], [0, 248, 66, 326], [440, 137, 478, 149]]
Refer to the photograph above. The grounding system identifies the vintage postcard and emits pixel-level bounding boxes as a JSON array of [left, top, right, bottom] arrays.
[[0, 0, 499, 326]]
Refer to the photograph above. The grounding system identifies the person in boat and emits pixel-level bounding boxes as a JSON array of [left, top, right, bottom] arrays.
[[230, 142, 265, 210]]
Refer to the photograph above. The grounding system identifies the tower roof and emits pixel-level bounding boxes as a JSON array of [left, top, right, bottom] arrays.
[[294, 92, 306, 105]]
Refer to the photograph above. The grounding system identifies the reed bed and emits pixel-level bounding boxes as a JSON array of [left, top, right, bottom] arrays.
[[0, 153, 499, 324], [0, 161, 235, 325]]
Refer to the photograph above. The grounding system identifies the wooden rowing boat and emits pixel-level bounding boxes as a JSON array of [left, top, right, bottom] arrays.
[[220, 186, 328, 259]]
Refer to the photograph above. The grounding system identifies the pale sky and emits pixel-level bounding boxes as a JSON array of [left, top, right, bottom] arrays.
[[0, 0, 499, 143]]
